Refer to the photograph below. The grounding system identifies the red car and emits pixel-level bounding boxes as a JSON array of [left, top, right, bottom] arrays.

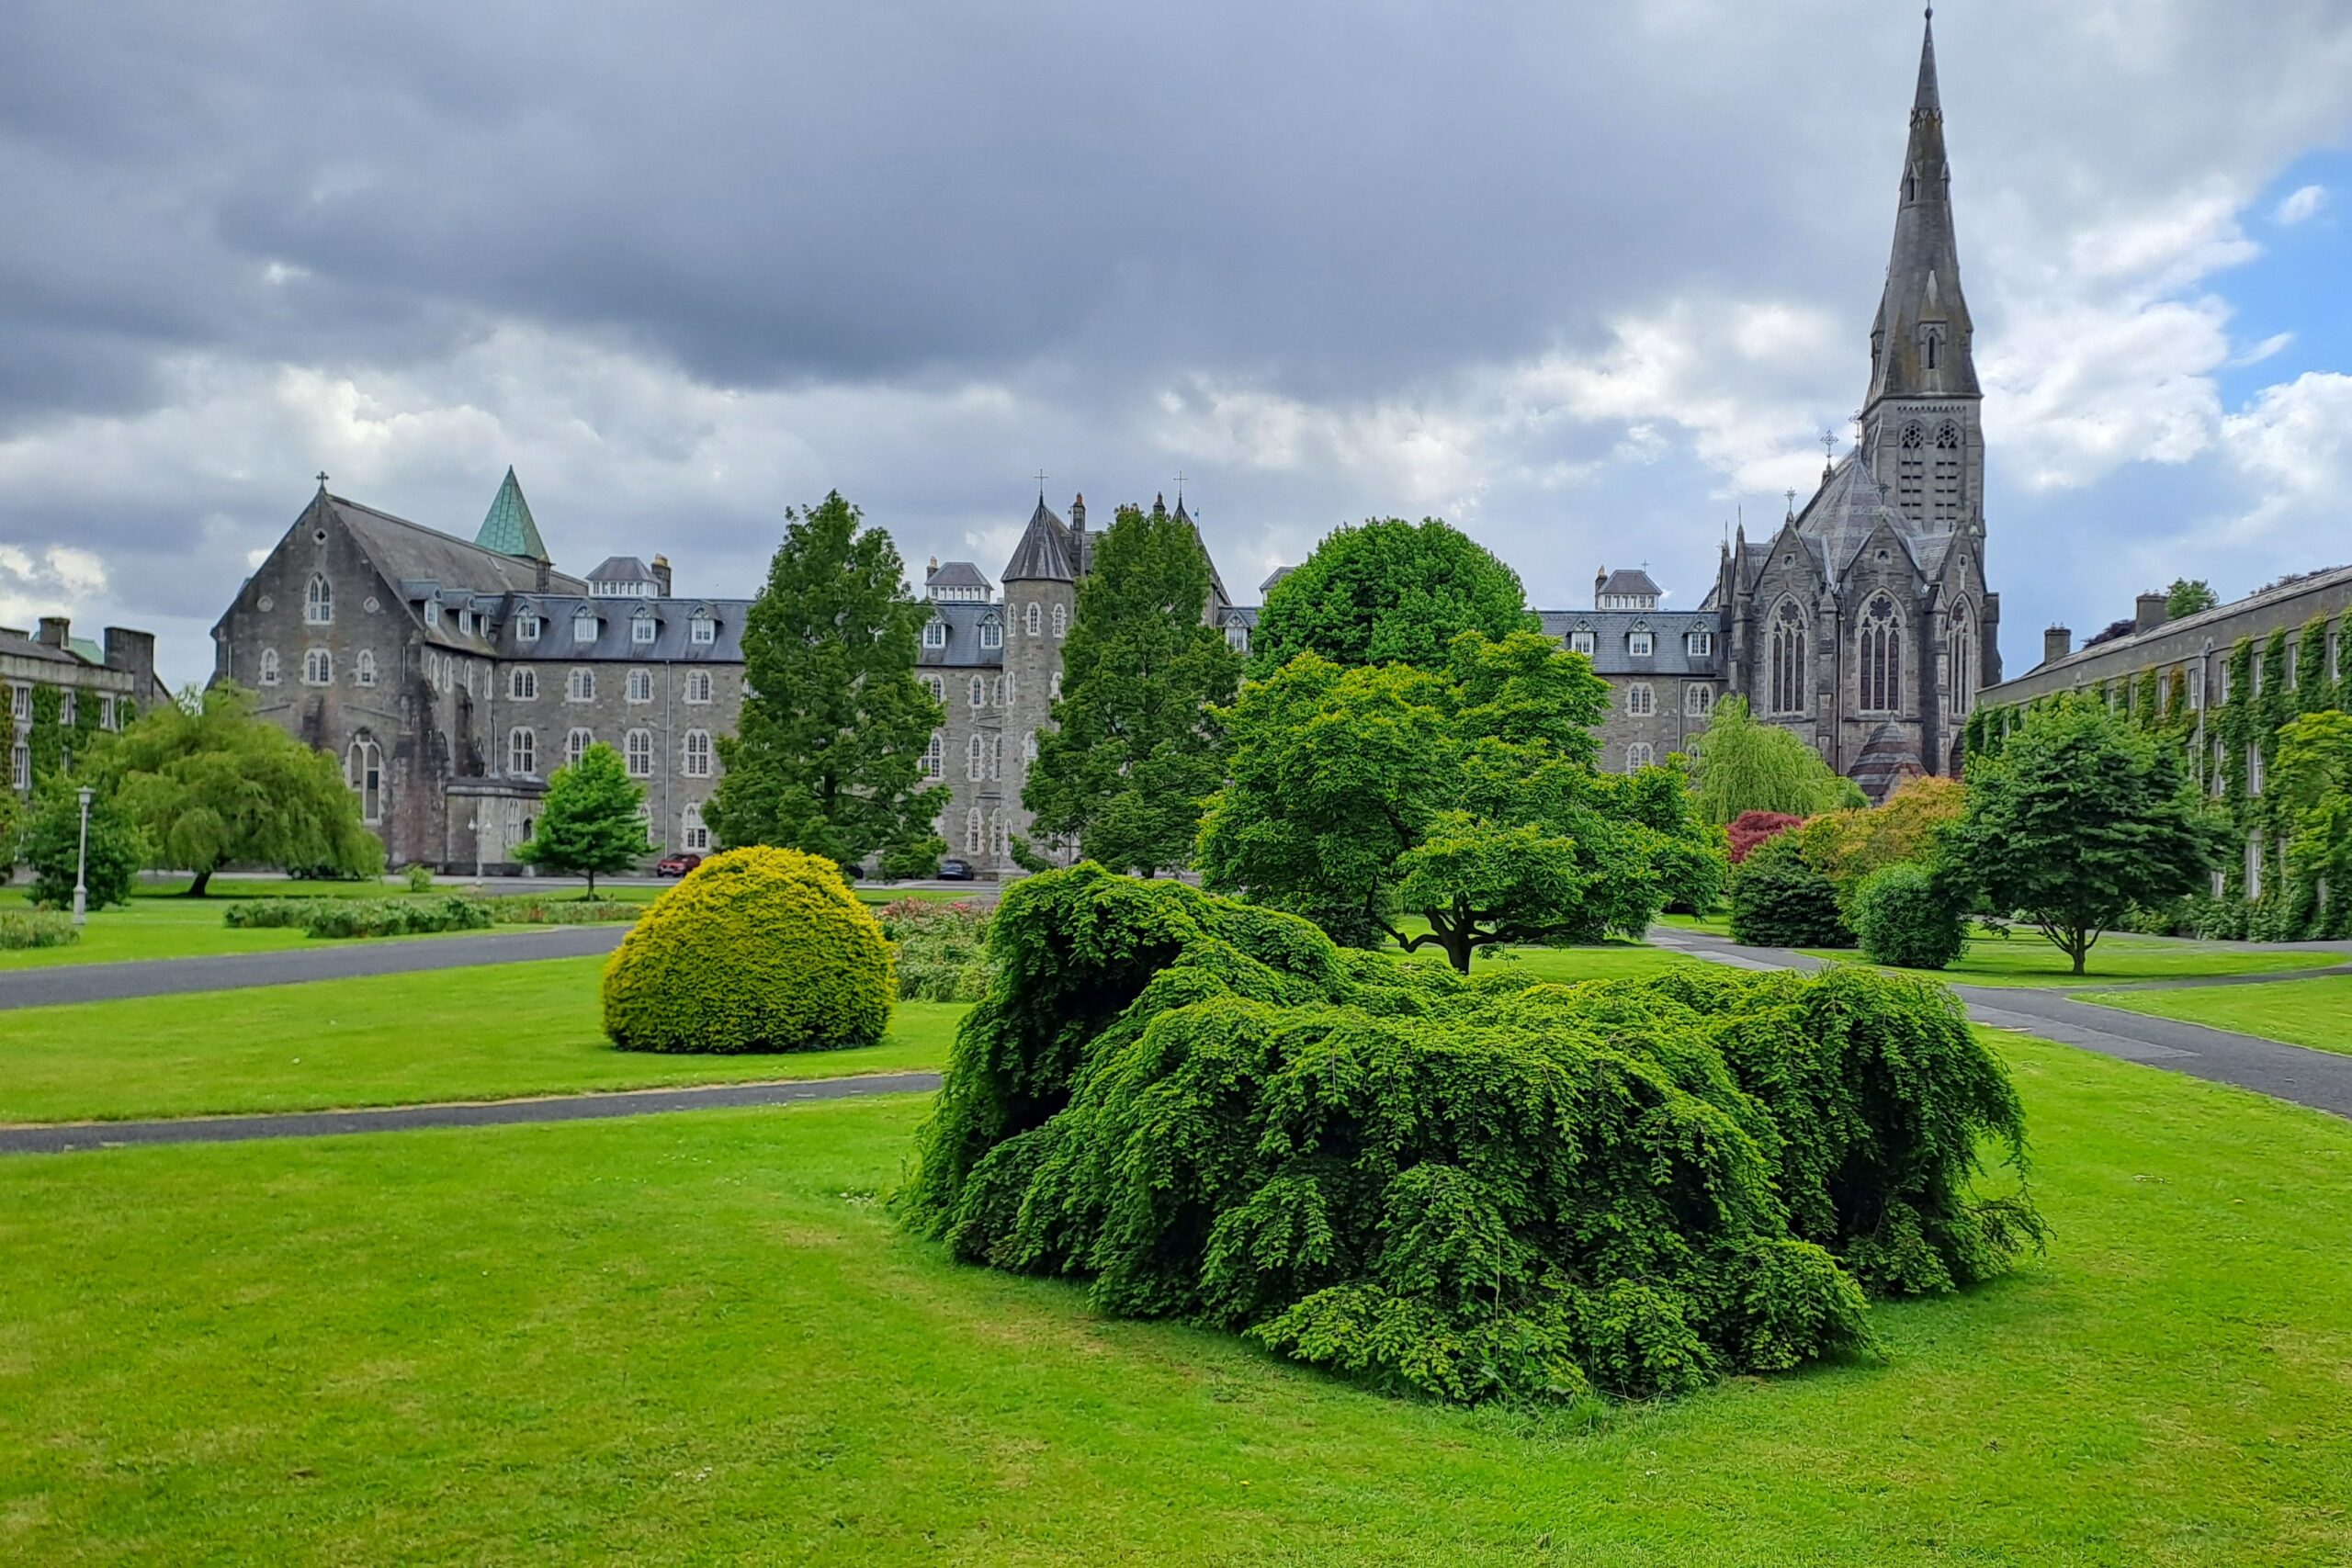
[[657, 852, 703, 877]]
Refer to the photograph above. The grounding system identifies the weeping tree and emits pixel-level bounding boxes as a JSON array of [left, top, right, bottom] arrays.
[[1688, 696, 1866, 825]]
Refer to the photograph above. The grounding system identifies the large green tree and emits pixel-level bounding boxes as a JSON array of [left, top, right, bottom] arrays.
[[514, 742, 651, 897], [1246, 516, 1535, 677], [1023, 501, 1243, 875], [1944, 697, 2227, 973], [17, 782, 146, 909], [1688, 695, 1868, 824], [1198, 629, 1724, 971], [2276, 710, 2352, 937], [707, 492, 949, 876], [2164, 578, 2220, 620], [89, 683, 384, 897]]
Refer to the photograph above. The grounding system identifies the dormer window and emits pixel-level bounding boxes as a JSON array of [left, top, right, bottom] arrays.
[[424, 596, 442, 630], [573, 610, 597, 643], [1686, 629, 1713, 659], [1225, 621, 1249, 653], [923, 618, 947, 650], [979, 616, 1002, 650], [457, 608, 473, 636], [516, 611, 541, 642], [1569, 629, 1595, 657], [1627, 630, 1654, 658], [632, 608, 657, 645], [690, 611, 715, 646]]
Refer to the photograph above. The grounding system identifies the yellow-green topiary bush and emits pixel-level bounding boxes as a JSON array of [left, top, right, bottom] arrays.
[[602, 846, 894, 1053]]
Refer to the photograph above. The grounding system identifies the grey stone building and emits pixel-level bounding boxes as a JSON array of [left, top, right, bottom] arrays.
[[6, 615, 161, 795], [1693, 14, 1998, 798], [211, 470, 749, 872], [1543, 569, 1723, 773]]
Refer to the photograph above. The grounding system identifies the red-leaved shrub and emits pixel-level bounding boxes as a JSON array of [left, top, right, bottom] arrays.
[[1727, 810, 1806, 863]]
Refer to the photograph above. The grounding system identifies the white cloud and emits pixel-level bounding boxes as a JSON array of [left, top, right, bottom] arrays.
[[2275, 184, 2328, 225], [2219, 371, 2352, 536], [0, 543, 108, 629]]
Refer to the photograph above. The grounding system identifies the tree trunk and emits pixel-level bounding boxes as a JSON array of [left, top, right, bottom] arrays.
[[2070, 930, 2088, 976], [586, 869, 597, 899], [185, 866, 213, 898]]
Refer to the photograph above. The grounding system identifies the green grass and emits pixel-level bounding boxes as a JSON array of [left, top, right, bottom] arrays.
[[0, 958, 962, 1123], [2088, 973, 2352, 1057], [4, 1032, 2350, 1563], [1807, 933, 2331, 988]]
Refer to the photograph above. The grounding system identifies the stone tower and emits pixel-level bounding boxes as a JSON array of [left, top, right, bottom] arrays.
[[1715, 9, 2000, 797], [997, 492, 1084, 859]]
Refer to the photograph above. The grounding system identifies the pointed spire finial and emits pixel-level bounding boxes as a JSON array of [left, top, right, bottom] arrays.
[[1035, 468, 1048, 501], [315, 470, 329, 491], [1913, 6, 1941, 121]]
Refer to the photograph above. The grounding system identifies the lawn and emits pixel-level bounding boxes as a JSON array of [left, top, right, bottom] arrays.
[[0, 958, 964, 1123], [2089, 973, 2352, 1057], [1383, 918, 1700, 985], [4, 1032, 2349, 1563], [1809, 932, 2330, 987]]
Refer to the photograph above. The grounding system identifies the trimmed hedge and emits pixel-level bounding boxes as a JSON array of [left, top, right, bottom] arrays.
[[902, 866, 2040, 1405], [479, 895, 642, 926], [1852, 864, 1968, 971], [602, 846, 894, 1054], [0, 910, 79, 950], [876, 898, 992, 1001], [1729, 835, 1851, 948], [300, 897, 493, 939]]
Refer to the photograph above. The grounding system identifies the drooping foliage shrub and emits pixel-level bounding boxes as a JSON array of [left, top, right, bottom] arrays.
[[603, 846, 893, 1053], [297, 897, 494, 939], [0, 909, 79, 950], [1728, 835, 1851, 948], [876, 898, 993, 1001], [902, 866, 2039, 1405], [1726, 810, 1805, 864], [1851, 864, 1967, 971], [221, 898, 312, 929]]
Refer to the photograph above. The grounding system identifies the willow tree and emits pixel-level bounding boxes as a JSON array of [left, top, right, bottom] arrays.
[[1688, 696, 1866, 825]]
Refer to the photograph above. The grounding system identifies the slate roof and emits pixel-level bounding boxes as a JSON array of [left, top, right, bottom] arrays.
[[2018, 562, 2352, 684], [474, 467, 550, 561], [1173, 498, 1231, 607], [0, 627, 85, 669], [493, 595, 752, 661], [925, 559, 993, 594], [1779, 451, 1956, 585], [1597, 568, 1662, 600], [1260, 566, 1294, 595], [916, 601, 1006, 669], [1002, 498, 1077, 582], [587, 556, 654, 584], [1539, 609, 1721, 678], [335, 494, 587, 603]]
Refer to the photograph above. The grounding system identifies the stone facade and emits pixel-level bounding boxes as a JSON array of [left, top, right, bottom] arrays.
[[211, 474, 748, 873], [5, 616, 160, 795], [1542, 570, 1721, 773]]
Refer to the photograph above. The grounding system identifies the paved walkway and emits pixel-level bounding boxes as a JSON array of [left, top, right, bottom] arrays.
[[1648, 928, 2352, 1121], [0, 1071, 943, 1155], [0, 924, 634, 1011]]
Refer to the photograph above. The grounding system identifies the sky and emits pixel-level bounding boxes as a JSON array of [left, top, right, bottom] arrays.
[[2, 0, 2349, 693]]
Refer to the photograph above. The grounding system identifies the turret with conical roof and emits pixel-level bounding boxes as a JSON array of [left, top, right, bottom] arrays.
[[474, 466, 550, 564]]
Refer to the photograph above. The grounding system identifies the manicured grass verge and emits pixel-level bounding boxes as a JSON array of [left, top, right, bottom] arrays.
[[2089, 973, 2352, 1057], [1809, 934, 2328, 987], [0, 958, 963, 1123], [4, 1034, 2350, 1563]]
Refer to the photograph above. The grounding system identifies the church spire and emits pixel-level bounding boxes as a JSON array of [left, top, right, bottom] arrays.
[[1865, 8, 1977, 409]]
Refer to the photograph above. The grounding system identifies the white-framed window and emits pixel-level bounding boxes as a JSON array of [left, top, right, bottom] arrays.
[[2249, 744, 2265, 797], [683, 729, 712, 776], [1004, 673, 1016, 705], [303, 648, 333, 686], [991, 676, 1005, 706], [1684, 684, 1713, 717], [1628, 630, 1654, 658], [356, 649, 377, 687], [566, 727, 594, 766], [1049, 672, 1062, 700], [458, 608, 474, 637], [1686, 629, 1713, 659], [458, 660, 474, 696], [1024, 601, 1042, 637], [1052, 603, 1068, 638], [923, 618, 947, 650], [979, 617, 1002, 649], [624, 728, 653, 777], [305, 573, 333, 626], [922, 732, 944, 779], [510, 728, 536, 775], [573, 610, 598, 643], [1023, 729, 1038, 761], [966, 808, 983, 853], [9, 683, 29, 720], [568, 668, 594, 703], [633, 609, 657, 645], [989, 734, 1002, 780], [98, 694, 116, 729], [2220, 665, 2233, 703], [510, 668, 537, 700], [1625, 742, 1655, 773], [60, 691, 74, 727], [677, 670, 707, 704], [424, 595, 442, 630], [2247, 835, 2264, 899], [690, 612, 715, 646], [967, 734, 986, 781], [682, 801, 710, 852], [10, 742, 28, 792], [260, 648, 281, 685], [516, 611, 542, 643], [345, 738, 383, 823], [628, 667, 653, 704], [1625, 682, 1655, 716], [990, 810, 1007, 857], [1226, 622, 1249, 652], [922, 674, 944, 703], [1569, 630, 1595, 657], [969, 676, 986, 708]]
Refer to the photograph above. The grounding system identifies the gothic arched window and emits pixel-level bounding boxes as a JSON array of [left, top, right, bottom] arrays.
[[1897, 423, 1927, 515], [1859, 596, 1903, 714], [1769, 603, 1807, 716], [345, 736, 382, 823], [305, 574, 333, 626], [1932, 421, 1964, 521], [1949, 600, 1975, 719]]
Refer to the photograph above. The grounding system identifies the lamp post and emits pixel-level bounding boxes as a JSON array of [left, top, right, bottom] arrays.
[[73, 784, 93, 927]]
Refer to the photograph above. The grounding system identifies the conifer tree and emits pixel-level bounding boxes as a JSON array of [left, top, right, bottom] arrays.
[[1023, 500, 1243, 875], [514, 742, 650, 897], [707, 492, 949, 877]]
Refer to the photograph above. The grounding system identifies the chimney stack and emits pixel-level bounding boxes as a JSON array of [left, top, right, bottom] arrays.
[[36, 615, 69, 649], [2135, 592, 2167, 634], [650, 554, 673, 597], [103, 627, 158, 707], [2042, 625, 2073, 665], [1594, 568, 1608, 609], [1069, 493, 1086, 532]]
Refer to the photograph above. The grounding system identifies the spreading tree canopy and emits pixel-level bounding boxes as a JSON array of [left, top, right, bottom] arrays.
[[1023, 501, 1243, 875], [1688, 696, 1867, 824], [1198, 629, 1725, 971], [707, 491, 949, 877], [1944, 697, 2227, 973], [514, 742, 651, 897], [89, 683, 383, 897], [2164, 578, 2221, 620], [1246, 516, 1534, 677]]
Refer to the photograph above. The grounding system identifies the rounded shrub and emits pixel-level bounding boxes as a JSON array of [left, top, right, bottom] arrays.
[[602, 846, 893, 1054], [1728, 834, 1850, 948], [1851, 863, 1966, 970]]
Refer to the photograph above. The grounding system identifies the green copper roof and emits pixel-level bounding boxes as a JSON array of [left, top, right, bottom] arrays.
[[474, 466, 549, 562]]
